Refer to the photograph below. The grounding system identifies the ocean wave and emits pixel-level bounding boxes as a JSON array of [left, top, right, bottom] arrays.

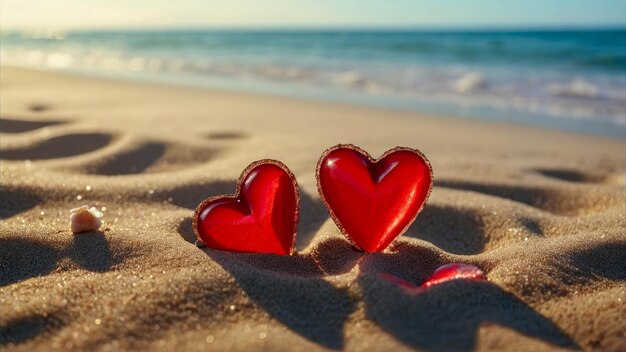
[[1, 29, 624, 127], [549, 79, 599, 99]]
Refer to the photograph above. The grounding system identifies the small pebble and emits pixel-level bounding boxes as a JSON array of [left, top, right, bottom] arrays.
[[70, 205, 104, 233]]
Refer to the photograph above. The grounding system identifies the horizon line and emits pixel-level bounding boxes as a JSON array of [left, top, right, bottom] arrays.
[[2, 23, 625, 33]]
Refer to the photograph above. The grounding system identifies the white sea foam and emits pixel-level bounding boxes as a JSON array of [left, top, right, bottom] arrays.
[[334, 71, 367, 86], [549, 79, 599, 99], [455, 72, 487, 93]]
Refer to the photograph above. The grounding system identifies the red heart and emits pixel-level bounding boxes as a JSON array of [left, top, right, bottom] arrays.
[[193, 160, 299, 255], [317, 145, 433, 252]]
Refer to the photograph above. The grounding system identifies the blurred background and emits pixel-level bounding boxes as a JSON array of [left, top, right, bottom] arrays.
[[1, 0, 625, 137]]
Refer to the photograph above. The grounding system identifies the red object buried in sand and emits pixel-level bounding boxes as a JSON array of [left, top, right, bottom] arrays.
[[317, 144, 433, 252], [193, 160, 299, 255], [421, 263, 486, 288], [380, 263, 486, 293]]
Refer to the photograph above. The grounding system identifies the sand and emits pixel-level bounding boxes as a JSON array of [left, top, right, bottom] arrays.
[[0, 65, 624, 351]]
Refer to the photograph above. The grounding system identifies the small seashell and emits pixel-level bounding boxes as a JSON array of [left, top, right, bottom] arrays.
[[70, 205, 103, 233]]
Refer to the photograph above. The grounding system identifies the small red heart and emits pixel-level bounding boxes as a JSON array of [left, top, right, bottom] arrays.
[[193, 160, 299, 255], [317, 145, 433, 252]]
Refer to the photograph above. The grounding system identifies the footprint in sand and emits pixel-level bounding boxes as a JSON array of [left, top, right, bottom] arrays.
[[78, 140, 219, 175], [0, 116, 226, 175], [206, 131, 249, 140], [0, 132, 114, 160], [533, 168, 613, 184], [0, 117, 65, 134], [76, 128, 251, 175], [437, 179, 622, 216], [28, 103, 51, 113]]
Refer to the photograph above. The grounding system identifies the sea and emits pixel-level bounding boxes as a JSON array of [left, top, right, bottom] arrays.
[[1, 28, 625, 137]]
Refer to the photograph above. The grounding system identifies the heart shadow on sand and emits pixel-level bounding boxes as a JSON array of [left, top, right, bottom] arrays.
[[356, 250, 581, 351], [204, 247, 357, 350], [190, 236, 579, 350]]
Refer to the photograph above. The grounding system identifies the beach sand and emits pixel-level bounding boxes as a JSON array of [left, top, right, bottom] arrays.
[[1, 65, 624, 351]]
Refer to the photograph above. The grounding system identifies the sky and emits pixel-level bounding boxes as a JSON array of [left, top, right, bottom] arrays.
[[1, 0, 625, 30]]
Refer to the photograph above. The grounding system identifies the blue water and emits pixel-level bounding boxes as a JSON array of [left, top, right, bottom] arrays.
[[1, 29, 625, 137]]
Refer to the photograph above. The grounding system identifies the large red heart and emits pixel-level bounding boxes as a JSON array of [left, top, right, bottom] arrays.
[[317, 145, 433, 252], [193, 160, 299, 255]]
